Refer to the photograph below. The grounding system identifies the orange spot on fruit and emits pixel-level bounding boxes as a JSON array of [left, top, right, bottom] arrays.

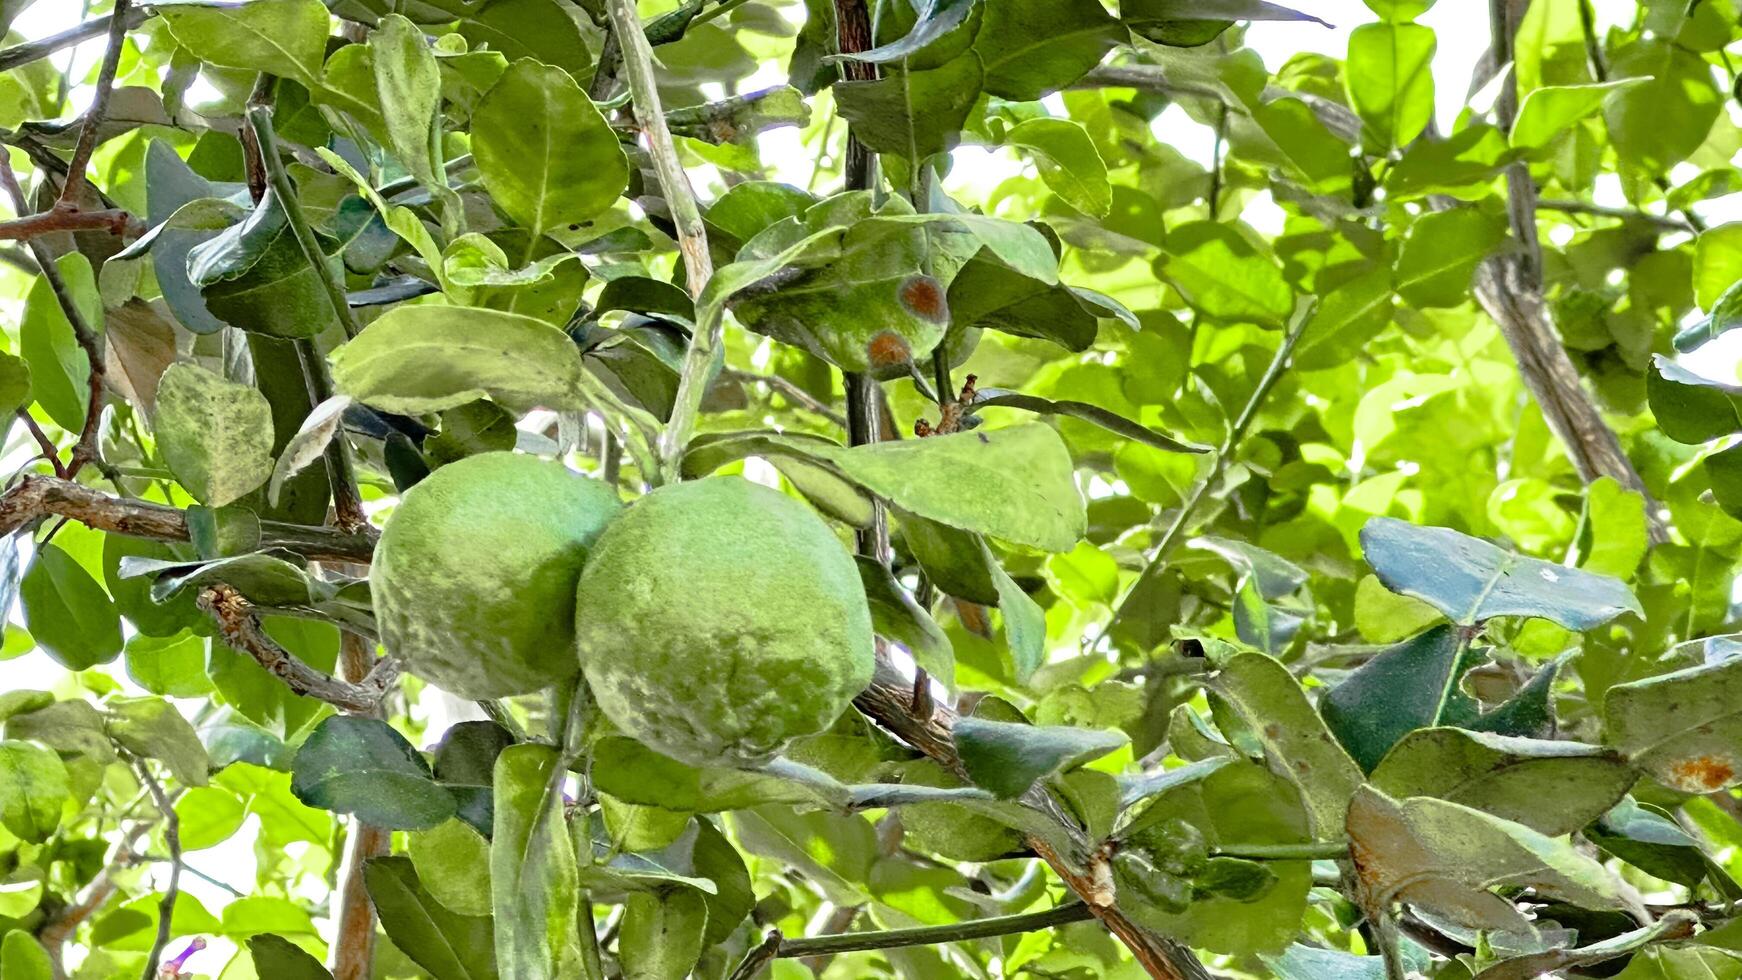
[[899, 275, 948, 322], [1669, 755, 1735, 791], [866, 329, 912, 367]]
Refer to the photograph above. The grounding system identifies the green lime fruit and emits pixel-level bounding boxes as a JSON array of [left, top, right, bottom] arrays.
[[373, 452, 620, 699], [575, 476, 875, 767]]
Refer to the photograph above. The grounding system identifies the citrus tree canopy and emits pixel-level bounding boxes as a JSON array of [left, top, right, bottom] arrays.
[[0, 0, 1740, 978]]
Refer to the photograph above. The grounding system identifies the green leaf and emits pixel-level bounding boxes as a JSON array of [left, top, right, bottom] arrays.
[[432, 720, 516, 835], [0, 741, 68, 842], [1345, 786, 1628, 934], [1676, 277, 1742, 353], [590, 736, 851, 812], [0, 351, 30, 416], [472, 59, 626, 235], [1, 930, 53, 980], [835, 53, 984, 163], [1120, 761, 1312, 956], [1511, 79, 1648, 153], [1264, 942, 1432, 980], [107, 696, 211, 787], [1580, 477, 1649, 580], [175, 785, 247, 850], [952, 717, 1126, 798], [21, 542, 122, 670], [159, 0, 330, 89], [5, 699, 116, 762], [492, 743, 582, 980], [1394, 209, 1508, 309], [1121, 0, 1329, 47], [365, 855, 497, 980], [1648, 355, 1742, 444], [1605, 654, 1742, 793], [1370, 729, 1635, 836], [20, 253, 100, 432], [371, 15, 456, 218], [410, 818, 493, 917], [155, 362, 276, 507], [972, 0, 1124, 101], [1344, 22, 1436, 150], [621, 888, 708, 980], [1360, 517, 1642, 628], [1585, 798, 1713, 889], [1361, 0, 1434, 20], [1159, 221, 1294, 327], [247, 933, 335, 979], [833, 0, 981, 69], [291, 716, 456, 829], [946, 251, 1110, 351], [186, 187, 341, 339], [330, 305, 588, 415], [1318, 625, 1480, 772], [856, 556, 953, 687], [1693, 223, 1742, 313], [1471, 911, 1701, 980], [1604, 38, 1722, 173], [1207, 653, 1364, 838], [1005, 117, 1111, 217], [124, 632, 211, 699]]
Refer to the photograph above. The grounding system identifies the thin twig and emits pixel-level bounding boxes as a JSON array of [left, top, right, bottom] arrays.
[[197, 585, 399, 712], [0, 474, 378, 561], [0, 206, 140, 240], [131, 755, 180, 980], [720, 368, 847, 426], [730, 903, 1095, 976], [0, 6, 149, 74], [0, 155, 110, 480], [1098, 302, 1317, 646], [1536, 198, 1697, 233], [607, 0, 716, 483], [16, 411, 65, 478], [59, 0, 132, 207]]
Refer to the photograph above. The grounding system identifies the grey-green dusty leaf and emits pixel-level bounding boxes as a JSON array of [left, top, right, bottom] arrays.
[[1346, 786, 1628, 934], [621, 888, 708, 980], [268, 394, 351, 507], [160, 0, 330, 88], [0, 741, 68, 842], [155, 362, 275, 507], [409, 818, 493, 917], [492, 744, 581, 980], [330, 305, 588, 414], [472, 59, 627, 235], [1605, 655, 1742, 793], [953, 717, 1126, 798], [291, 716, 456, 829], [1369, 729, 1635, 836], [372, 15, 447, 197], [590, 737, 851, 812], [1208, 653, 1364, 837], [107, 696, 210, 787], [365, 855, 497, 980], [1361, 517, 1642, 628]]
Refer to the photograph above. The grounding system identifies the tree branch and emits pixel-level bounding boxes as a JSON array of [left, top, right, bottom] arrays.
[[0, 6, 151, 74], [0, 206, 141, 241], [129, 754, 180, 980], [852, 645, 1213, 980], [1478, 0, 1668, 544], [0, 475, 378, 562], [59, 0, 132, 208], [197, 585, 398, 713]]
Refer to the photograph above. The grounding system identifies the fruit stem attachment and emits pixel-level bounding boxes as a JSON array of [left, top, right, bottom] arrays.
[[605, 0, 716, 485]]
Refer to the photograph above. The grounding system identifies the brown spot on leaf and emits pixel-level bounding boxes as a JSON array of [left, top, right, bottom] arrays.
[[1264, 723, 1282, 739], [866, 329, 912, 368], [1669, 755, 1736, 791], [899, 275, 949, 323]]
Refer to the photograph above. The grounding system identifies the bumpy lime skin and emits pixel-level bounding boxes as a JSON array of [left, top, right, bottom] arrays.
[[575, 477, 875, 767], [373, 452, 620, 699]]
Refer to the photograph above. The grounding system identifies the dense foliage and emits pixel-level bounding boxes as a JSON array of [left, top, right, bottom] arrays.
[[0, 0, 1740, 978]]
